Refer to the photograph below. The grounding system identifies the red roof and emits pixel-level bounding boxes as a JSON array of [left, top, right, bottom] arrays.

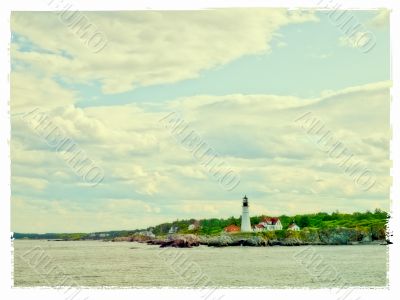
[[261, 217, 280, 225], [224, 225, 240, 232], [255, 224, 265, 228]]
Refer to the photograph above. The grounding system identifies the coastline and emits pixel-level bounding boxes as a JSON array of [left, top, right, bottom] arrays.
[[111, 232, 390, 248]]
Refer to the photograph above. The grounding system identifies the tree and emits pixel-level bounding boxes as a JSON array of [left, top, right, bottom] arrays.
[[298, 216, 310, 228]]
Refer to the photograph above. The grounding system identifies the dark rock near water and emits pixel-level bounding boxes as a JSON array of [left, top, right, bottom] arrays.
[[203, 235, 233, 247], [318, 228, 359, 245], [159, 234, 200, 248], [112, 236, 133, 242], [267, 239, 282, 246], [147, 239, 165, 245], [115, 229, 389, 248], [201, 234, 268, 247], [362, 233, 373, 243], [281, 238, 303, 246], [242, 236, 267, 246]]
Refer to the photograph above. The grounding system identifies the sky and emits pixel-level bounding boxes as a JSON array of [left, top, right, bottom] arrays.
[[10, 9, 391, 233]]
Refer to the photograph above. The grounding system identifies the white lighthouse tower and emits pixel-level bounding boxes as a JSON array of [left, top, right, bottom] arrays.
[[241, 195, 252, 232]]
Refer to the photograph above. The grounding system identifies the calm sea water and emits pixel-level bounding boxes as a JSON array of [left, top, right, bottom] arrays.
[[13, 240, 388, 287]]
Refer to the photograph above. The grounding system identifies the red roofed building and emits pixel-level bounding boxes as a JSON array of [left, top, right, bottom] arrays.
[[261, 217, 280, 224], [253, 217, 283, 232], [224, 224, 241, 233]]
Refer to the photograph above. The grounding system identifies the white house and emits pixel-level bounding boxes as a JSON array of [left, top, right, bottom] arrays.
[[89, 232, 109, 238], [253, 224, 265, 232], [253, 217, 283, 232], [288, 222, 300, 231], [138, 230, 155, 238], [168, 226, 178, 234], [188, 220, 200, 231]]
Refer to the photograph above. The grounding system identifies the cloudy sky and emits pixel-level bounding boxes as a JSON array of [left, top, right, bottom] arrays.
[[10, 9, 390, 233]]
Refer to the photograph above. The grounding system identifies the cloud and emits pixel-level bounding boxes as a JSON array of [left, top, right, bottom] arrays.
[[339, 31, 374, 49], [11, 77, 390, 232], [10, 71, 76, 114], [11, 197, 165, 233], [369, 9, 390, 28], [11, 10, 317, 94], [12, 176, 48, 191], [9, 9, 389, 233]]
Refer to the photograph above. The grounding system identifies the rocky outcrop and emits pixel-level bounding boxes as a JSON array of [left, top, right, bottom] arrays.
[[147, 239, 166, 245], [112, 236, 133, 242], [362, 233, 373, 243], [318, 228, 360, 245], [159, 234, 200, 248], [242, 236, 267, 246], [112, 234, 156, 243], [203, 235, 233, 247], [267, 239, 282, 246], [200, 234, 268, 247], [299, 229, 321, 244], [114, 228, 389, 247], [281, 238, 304, 246]]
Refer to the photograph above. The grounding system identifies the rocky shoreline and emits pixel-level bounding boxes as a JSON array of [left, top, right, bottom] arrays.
[[112, 230, 390, 248]]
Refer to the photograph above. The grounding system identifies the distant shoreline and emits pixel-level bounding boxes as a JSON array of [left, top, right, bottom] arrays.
[[14, 234, 390, 248]]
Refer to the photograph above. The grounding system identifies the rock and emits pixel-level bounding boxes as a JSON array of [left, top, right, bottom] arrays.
[[318, 228, 359, 245], [202, 234, 268, 247], [267, 239, 282, 246], [147, 239, 166, 245], [241, 236, 267, 246], [206, 235, 233, 247], [112, 236, 133, 242], [281, 238, 303, 246], [159, 234, 200, 248], [131, 235, 153, 243], [300, 229, 321, 244], [361, 233, 372, 243]]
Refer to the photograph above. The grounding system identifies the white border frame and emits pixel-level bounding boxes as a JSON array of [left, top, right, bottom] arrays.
[[1, 1, 399, 299]]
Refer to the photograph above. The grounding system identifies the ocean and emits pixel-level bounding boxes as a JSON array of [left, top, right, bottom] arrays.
[[13, 240, 388, 287]]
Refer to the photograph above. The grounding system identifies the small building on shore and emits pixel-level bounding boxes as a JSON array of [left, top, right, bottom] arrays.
[[88, 232, 110, 239], [224, 224, 241, 233], [188, 220, 200, 231], [288, 222, 300, 231], [138, 230, 156, 238], [168, 226, 179, 234], [253, 217, 283, 232]]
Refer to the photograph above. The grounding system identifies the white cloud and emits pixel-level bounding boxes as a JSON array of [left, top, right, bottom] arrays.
[[339, 31, 374, 49], [12, 176, 48, 191], [11, 197, 165, 233], [369, 9, 389, 28], [11, 10, 317, 94], [10, 71, 76, 114], [9, 9, 390, 233], [11, 81, 390, 232]]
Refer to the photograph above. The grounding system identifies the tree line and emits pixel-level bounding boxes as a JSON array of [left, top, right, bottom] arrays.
[[13, 209, 388, 240]]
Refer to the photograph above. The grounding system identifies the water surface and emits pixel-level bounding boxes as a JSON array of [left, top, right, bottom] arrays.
[[13, 240, 388, 287]]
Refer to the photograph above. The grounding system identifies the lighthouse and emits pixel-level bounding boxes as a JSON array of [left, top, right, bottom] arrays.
[[241, 195, 252, 232]]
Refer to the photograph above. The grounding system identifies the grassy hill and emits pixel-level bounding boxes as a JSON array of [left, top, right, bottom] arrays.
[[151, 209, 388, 237]]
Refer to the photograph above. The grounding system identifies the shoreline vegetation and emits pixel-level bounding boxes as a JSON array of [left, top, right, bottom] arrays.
[[13, 209, 390, 247]]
